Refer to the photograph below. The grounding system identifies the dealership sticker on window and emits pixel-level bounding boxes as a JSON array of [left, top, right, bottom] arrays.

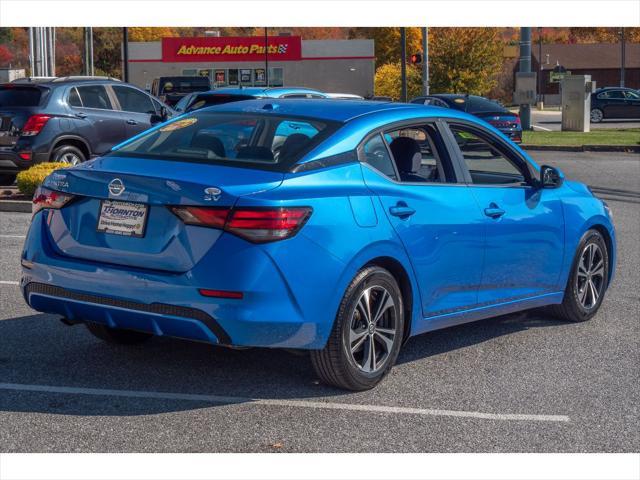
[[159, 118, 198, 132]]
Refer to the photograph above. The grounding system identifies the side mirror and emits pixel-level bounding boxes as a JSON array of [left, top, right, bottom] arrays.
[[540, 165, 564, 188], [160, 106, 169, 121], [150, 113, 163, 125]]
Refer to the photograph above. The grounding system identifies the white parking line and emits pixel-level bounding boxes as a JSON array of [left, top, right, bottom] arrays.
[[0, 382, 570, 423], [532, 124, 552, 132], [0, 281, 19, 285], [0, 234, 26, 239]]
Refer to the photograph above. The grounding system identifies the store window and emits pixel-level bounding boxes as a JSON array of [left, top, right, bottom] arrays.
[[269, 67, 284, 87]]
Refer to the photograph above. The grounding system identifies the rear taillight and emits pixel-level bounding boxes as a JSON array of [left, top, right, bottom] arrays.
[[32, 186, 75, 215], [22, 114, 51, 136], [169, 206, 312, 243], [514, 115, 521, 126]]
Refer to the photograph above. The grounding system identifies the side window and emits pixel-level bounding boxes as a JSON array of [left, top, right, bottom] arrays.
[[361, 134, 397, 180], [624, 90, 640, 100], [67, 87, 82, 107], [75, 85, 112, 110], [449, 125, 527, 186], [113, 86, 155, 114], [151, 97, 165, 114], [598, 90, 625, 100], [385, 125, 453, 183]]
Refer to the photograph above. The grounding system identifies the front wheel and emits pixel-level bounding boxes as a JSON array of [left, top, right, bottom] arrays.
[[549, 229, 609, 322], [590, 108, 604, 123], [311, 266, 404, 391]]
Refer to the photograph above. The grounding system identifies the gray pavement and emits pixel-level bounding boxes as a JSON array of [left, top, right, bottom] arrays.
[[529, 109, 640, 131], [0, 151, 638, 452]]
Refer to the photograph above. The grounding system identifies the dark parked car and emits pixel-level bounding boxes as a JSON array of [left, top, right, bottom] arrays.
[[590, 87, 640, 123], [150, 76, 211, 107], [0, 76, 170, 185], [172, 87, 327, 114], [411, 94, 522, 143]]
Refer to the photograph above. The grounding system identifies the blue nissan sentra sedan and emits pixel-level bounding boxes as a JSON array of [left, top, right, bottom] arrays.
[[21, 99, 616, 390]]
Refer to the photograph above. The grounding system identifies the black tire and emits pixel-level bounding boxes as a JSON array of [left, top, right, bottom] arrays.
[[85, 322, 153, 345], [590, 108, 604, 123], [51, 144, 86, 165], [311, 266, 404, 391], [548, 229, 609, 322], [0, 174, 17, 186]]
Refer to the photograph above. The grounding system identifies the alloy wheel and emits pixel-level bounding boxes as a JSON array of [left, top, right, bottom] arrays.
[[590, 109, 603, 123], [576, 243, 605, 310], [348, 286, 397, 373], [60, 152, 81, 165]]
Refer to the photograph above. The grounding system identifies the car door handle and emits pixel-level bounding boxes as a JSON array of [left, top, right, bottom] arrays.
[[484, 204, 505, 219], [126, 119, 138, 125], [74, 112, 87, 119], [389, 204, 416, 219]]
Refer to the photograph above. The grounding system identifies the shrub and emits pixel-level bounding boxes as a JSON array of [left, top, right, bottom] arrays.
[[16, 162, 69, 196]]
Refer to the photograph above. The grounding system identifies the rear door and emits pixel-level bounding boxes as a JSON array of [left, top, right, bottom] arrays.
[[67, 84, 126, 154], [111, 85, 159, 137], [598, 90, 627, 118], [444, 121, 565, 304], [0, 85, 46, 147], [360, 121, 485, 324]]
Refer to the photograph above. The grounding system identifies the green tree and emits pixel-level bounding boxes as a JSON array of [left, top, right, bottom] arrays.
[[374, 62, 422, 100], [429, 28, 503, 95]]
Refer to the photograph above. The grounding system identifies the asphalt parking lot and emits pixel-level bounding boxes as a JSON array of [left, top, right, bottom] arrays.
[[0, 150, 638, 453], [530, 109, 640, 131]]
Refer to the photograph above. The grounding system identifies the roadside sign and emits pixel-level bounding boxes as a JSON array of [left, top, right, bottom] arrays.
[[550, 70, 571, 83]]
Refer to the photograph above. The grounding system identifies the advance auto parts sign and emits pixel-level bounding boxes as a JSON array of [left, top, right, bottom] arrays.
[[162, 36, 302, 62]]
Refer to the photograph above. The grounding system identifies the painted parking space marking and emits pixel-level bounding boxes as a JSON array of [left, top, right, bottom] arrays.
[[0, 234, 26, 239], [0, 382, 570, 423], [0, 281, 19, 285]]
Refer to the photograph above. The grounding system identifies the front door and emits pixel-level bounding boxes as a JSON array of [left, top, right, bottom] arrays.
[[360, 122, 485, 324], [445, 122, 565, 305], [111, 85, 159, 138]]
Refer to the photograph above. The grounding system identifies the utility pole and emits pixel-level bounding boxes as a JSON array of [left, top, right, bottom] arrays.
[[620, 27, 626, 87], [422, 27, 429, 96], [28, 28, 35, 76], [400, 27, 407, 102], [537, 27, 542, 105], [519, 27, 532, 130], [264, 27, 269, 86], [83, 27, 94, 76], [123, 27, 129, 82]]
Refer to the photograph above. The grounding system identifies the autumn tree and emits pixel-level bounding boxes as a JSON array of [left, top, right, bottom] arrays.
[[128, 27, 181, 42], [429, 28, 503, 95], [374, 62, 422, 100], [349, 27, 423, 67], [0, 45, 13, 66]]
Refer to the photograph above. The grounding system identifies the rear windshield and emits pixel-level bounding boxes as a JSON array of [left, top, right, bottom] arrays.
[[0, 86, 44, 107], [160, 78, 210, 94], [109, 111, 339, 171], [464, 96, 506, 114]]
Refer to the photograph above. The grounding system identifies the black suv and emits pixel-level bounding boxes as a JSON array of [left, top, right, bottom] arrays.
[[0, 76, 171, 185]]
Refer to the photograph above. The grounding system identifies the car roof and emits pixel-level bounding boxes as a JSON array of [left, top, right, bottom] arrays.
[[199, 97, 472, 123], [211, 86, 326, 98], [595, 86, 637, 91], [11, 76, 123, 87]]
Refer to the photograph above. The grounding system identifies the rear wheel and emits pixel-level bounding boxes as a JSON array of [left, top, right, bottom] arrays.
[[590, 108, 604, 123], [51, 144, 86, 165], [85, 323, 153, 345], [311, 266, 404, 391], [0, 174, 16, 186], [549, 229, 609, 322]]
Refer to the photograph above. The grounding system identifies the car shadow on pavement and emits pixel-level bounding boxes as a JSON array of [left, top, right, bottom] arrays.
[[0, 310, 568, 417]]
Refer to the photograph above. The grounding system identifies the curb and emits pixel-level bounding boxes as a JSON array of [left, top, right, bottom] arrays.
[[0, 200, 32, 213], [522, 145, 640, 153]]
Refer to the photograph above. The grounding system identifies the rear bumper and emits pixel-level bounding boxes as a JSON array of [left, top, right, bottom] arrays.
[[21, 210, 334, 349], [0, 148, 48, 173]]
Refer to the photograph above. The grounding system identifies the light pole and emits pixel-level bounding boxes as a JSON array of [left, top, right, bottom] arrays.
[[519, 27, 532, 130], [122, 28, 129, 82], [400, 27, 407, 102], [620, 27, 626, 88], [264, 27, 269, 87], [422, 27, 429, 96]]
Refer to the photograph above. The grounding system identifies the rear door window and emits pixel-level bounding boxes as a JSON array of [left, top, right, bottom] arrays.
[[0, 86, 43, 107], [68, 87, 82, 107], [113, 85, 155, 114], [75, 85, 113, 110]]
